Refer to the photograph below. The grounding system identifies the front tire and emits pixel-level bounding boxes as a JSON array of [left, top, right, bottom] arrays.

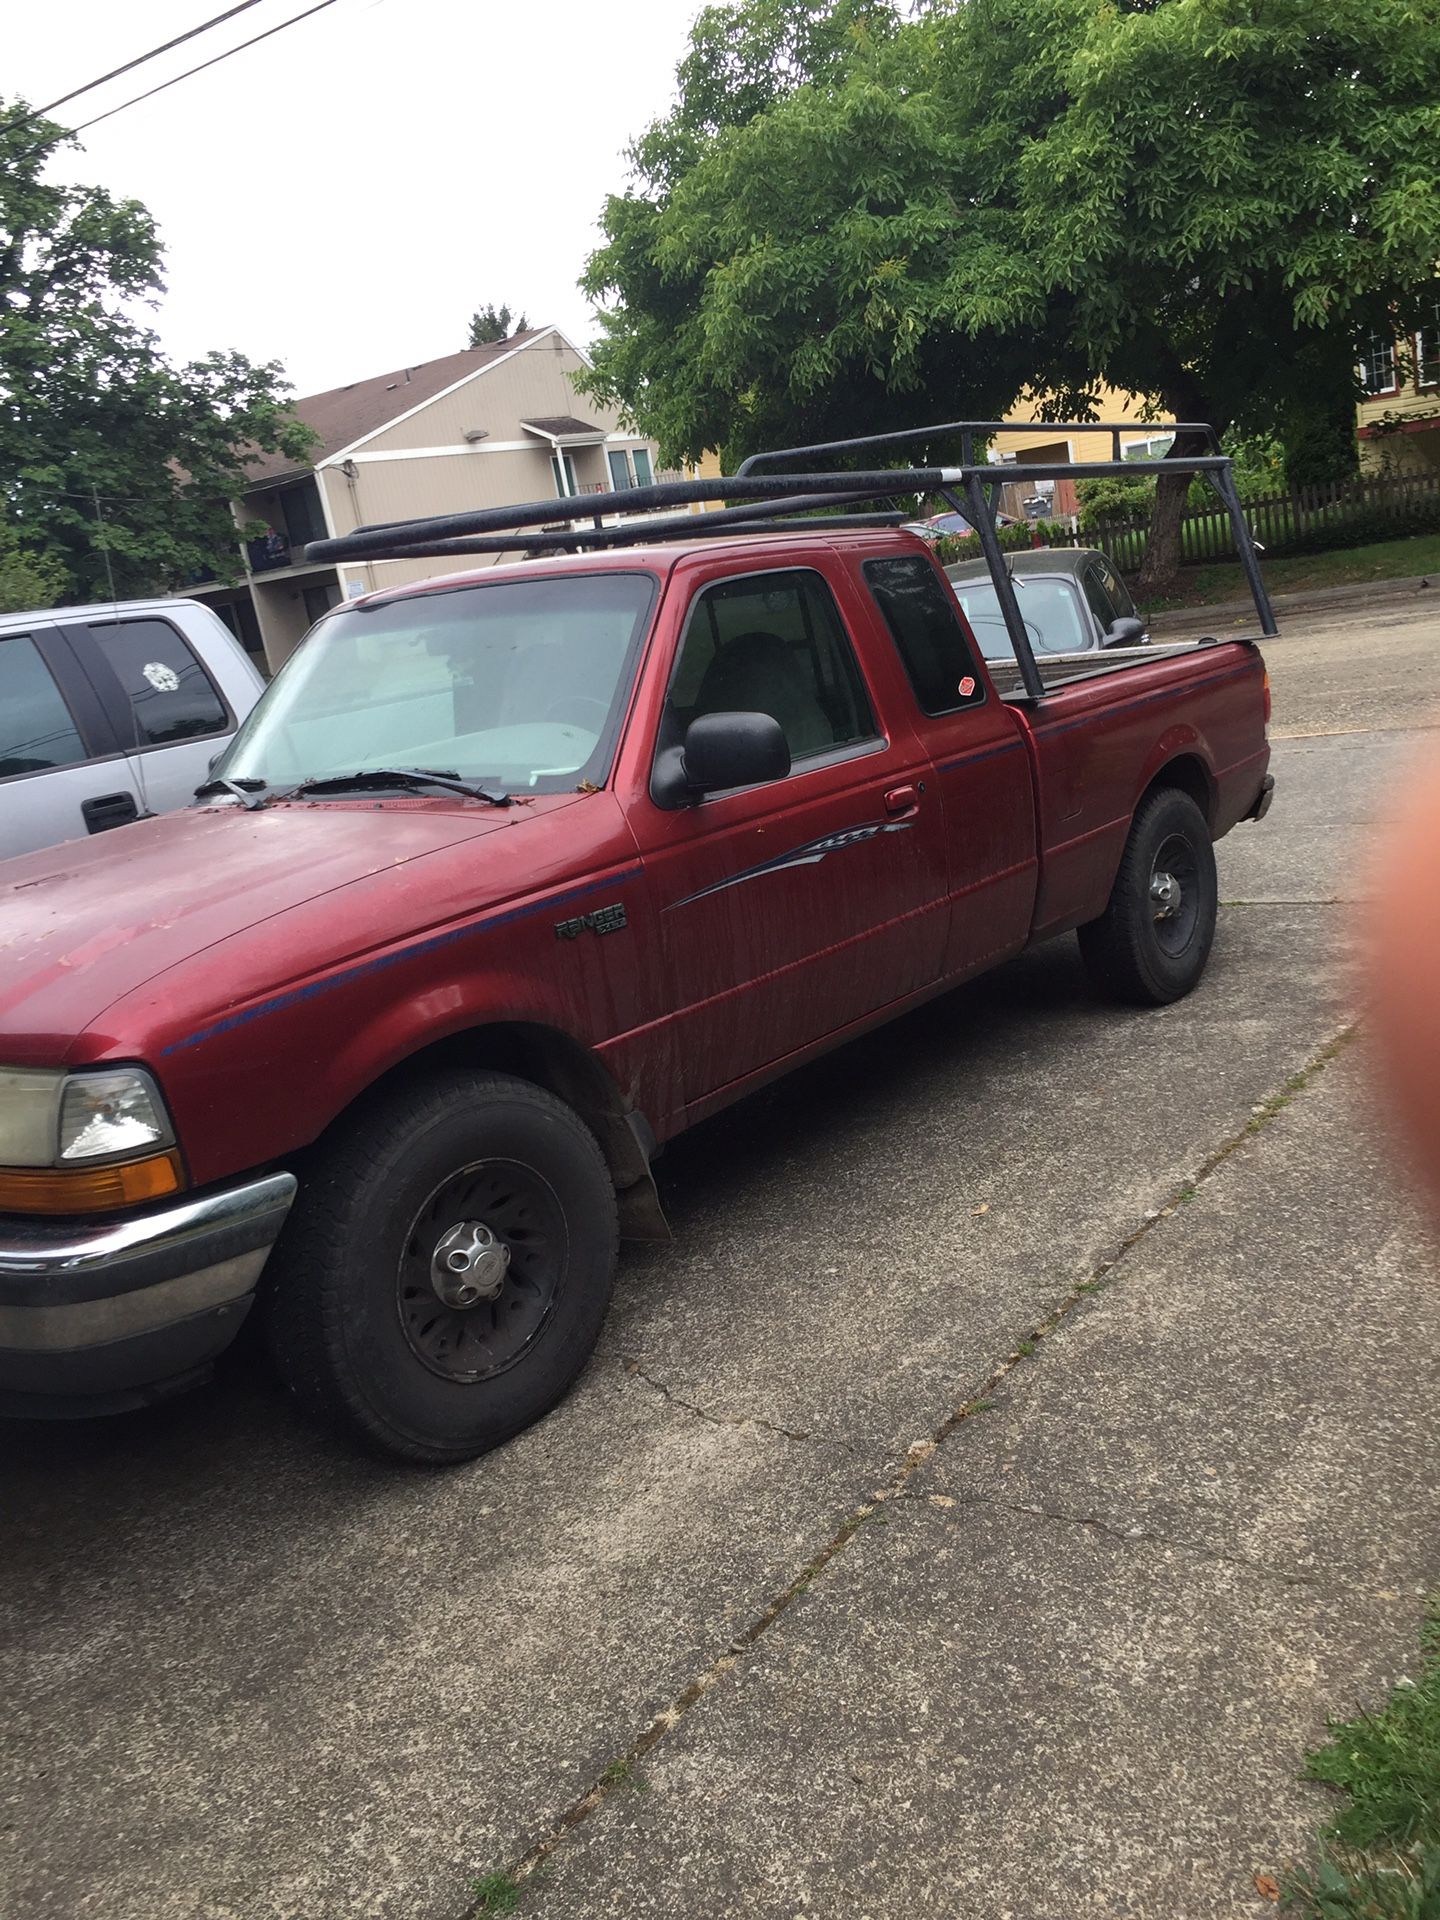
[[1078, 788, 1217, 1006], [264, 1070, 618, 1463]]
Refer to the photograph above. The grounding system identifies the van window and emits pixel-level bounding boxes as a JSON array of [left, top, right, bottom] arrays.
[[91, 619, 229, 746], [0, 636, 88, 779]]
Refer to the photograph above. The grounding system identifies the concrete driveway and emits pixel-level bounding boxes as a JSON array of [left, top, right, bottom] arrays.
[[3, 592, 1439, 1920]]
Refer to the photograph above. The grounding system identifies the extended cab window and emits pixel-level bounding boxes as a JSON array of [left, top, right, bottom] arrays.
[[0, 635, 88, 779], [865, 556, 985, 713], [663, 569, 876, 767], [89, 619, 229, 745]]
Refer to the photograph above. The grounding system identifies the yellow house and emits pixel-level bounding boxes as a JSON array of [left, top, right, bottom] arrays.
[[986, 390, 1167, 521], [1356, 303, 1440, 473]]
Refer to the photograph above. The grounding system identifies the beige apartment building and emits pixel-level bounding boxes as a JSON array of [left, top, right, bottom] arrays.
[[198, 326, 665, 670]]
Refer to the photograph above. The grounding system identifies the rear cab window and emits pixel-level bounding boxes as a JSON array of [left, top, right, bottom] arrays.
[[864, 556, 987, 714], [0, 634, 90, 780], [85, 618, 230, 747]]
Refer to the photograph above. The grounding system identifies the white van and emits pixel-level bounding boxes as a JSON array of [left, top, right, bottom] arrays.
[[0, 598, 265, 862]]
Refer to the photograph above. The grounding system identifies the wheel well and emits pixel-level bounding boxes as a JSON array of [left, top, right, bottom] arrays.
[[1143, 754, 1215, 828], [332, 1023, 654, 1195]]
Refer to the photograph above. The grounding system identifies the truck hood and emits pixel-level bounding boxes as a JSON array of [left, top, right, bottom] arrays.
[[0, 796, 581, 1063]]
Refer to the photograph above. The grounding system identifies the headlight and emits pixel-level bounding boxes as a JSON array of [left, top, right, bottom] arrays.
[[59, 1070, 176, 1162], [0, 1066, 176, 1166], [0, 1069, 63, 1167]]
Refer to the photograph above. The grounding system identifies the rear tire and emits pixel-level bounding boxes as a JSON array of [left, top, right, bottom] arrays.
[[263, 1070, 618, 1464], [1078, 787, 1217, 1006]]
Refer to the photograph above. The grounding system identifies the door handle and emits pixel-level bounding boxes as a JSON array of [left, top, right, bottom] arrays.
[[883, 785, 919, 817], [81, 791, 140, 834]]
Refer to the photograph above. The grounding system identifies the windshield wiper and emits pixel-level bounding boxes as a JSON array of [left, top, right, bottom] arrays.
[[286, 767, 512, 806], [193, 776, 268, 810]]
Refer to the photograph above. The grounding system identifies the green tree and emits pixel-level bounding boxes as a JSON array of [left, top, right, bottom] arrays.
[[582, 0, 1440, 590], [0, 510, 67, 614], [0, 102, 314, 602], [466, 303, 529, 347]]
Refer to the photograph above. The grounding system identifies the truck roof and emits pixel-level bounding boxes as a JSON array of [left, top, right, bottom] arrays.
[[349, 524, 933, 612]]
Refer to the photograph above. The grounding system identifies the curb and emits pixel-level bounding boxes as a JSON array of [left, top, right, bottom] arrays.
[[1149, 571, 1435, 636]]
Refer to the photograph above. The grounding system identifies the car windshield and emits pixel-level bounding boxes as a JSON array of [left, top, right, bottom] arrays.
[[950, 576, 1090, 659], [219, 571, 657, 795]]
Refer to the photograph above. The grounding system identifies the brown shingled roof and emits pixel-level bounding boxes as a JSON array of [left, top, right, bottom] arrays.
[[520, 414, 606, 442], [242, 328, 550, 487]]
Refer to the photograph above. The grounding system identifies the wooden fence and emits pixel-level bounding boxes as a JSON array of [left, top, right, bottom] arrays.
[[1062, 468, 1440, 572]]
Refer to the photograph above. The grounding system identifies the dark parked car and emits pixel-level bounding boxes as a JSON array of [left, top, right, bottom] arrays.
[[905, 507, 1019, 543], [946, 547, 1148, 661]]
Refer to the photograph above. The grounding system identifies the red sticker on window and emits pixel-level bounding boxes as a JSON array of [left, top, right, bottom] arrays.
[[958, 676, 976, 697]]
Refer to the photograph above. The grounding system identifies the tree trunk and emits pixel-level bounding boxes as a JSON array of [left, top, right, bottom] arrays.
[[1135, 427, 1209, 600]]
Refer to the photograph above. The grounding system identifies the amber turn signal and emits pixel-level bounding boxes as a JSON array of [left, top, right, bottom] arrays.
[[0, 1150, 184, 1215]]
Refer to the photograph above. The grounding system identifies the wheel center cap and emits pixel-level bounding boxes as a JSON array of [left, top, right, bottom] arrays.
[[430, 1221, 510, 1308], [1151, 870, 1182, 920]]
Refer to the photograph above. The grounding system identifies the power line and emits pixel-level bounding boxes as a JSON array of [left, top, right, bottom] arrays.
[[69, 0, 344, 137], [29, 1, 270, 124]]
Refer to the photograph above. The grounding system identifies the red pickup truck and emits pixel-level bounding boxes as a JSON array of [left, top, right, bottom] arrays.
[[0, 432, 1274, 1460]]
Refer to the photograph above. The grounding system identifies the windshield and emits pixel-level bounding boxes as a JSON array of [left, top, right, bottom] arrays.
[[219, 571, 657, 795], [950, 576, 1090, 660]]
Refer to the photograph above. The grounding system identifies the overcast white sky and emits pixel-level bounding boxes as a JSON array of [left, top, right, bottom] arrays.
[[11, 0, 700, 396]]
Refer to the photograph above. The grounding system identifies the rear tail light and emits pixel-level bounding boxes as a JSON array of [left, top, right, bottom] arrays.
[[1262, 668, 1271, 726]]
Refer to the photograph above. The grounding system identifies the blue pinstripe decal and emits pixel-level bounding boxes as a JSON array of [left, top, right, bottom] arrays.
[[161, 865, 645, 1056]]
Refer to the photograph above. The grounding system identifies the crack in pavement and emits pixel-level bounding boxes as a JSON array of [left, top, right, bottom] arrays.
[[462, 1021, 1359, 1917], [901, 1490, 1317, 1588], [620, 1357, 857, 1451]]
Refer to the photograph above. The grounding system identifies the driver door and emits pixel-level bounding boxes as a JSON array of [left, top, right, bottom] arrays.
[[627, 561, 949, 1118]]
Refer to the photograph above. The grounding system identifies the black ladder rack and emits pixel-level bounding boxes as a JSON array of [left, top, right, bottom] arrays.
[[304, 419, 1276, 702]]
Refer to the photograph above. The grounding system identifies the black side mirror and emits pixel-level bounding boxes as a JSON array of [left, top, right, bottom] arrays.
[[651, 712, 791, 806], [1105, 615, 1147, 648], [683, 712, 791, 795]]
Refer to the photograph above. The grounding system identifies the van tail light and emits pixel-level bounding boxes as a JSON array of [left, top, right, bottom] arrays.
[[1262, 668, 1271, 726]]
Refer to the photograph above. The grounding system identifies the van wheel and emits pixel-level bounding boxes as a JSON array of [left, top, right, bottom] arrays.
[[1078, 788, 1217, 1006], [264, 1070, 617, 1463]]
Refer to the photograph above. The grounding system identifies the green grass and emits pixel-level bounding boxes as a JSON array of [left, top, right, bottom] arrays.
[[599, 1758, 648, 1793], [1145, 532, 1440, 611], [1283, 1603, 1440, 1918], [469, 1870, 522, 1915]]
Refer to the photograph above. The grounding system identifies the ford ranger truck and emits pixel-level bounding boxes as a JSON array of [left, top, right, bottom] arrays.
[[0, 430, 1274, 1461]]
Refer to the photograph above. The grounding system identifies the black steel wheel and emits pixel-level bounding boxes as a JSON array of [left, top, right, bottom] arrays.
[[397, 1158, 566, 1383], [1077, 787, 1218, 1005], [264, 1070, 617, 1463]]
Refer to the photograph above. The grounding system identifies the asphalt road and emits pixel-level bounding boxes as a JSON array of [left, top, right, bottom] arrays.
[[2, 592, 1439, 1920]]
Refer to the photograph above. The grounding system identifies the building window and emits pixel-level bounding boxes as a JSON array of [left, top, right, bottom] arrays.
[[1359, 331, 1399, 396], [1121, 433, 1175, 462], [606, 446, 655, 491], [1418, 300, 1440, 390], [550, 452, 578, 497]]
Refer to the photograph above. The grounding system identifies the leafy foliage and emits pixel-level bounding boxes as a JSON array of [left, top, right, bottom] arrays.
[[0, 510, 67, 613], [580, 0, 1440, 583], [467, 303, 529, 347], [0, 101, 315, 603]]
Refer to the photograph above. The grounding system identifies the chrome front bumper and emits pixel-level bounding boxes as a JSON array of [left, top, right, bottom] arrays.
[[0, 1172, 297, 1410]]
